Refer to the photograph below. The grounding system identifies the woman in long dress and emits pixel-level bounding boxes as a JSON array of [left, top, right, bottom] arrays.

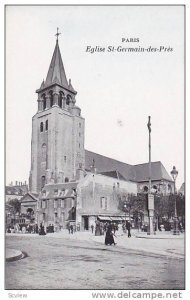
[[105, 224, 116, 245]]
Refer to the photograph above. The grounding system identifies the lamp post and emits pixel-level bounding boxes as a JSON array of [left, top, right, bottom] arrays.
[[147, 116, 154, 235], [123, 201, 127, 233], [170, 166, 179, 235]]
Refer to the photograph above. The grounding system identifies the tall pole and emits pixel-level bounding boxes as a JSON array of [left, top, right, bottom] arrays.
[[148, 116, 151, 195], [147, 116, 154, 235], [173, 179, 178, 234], [170, 166, 179, 235]]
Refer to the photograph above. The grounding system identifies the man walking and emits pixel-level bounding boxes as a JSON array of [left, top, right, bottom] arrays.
[[91, 224, 94, 234], [126, 221, 131, 238]]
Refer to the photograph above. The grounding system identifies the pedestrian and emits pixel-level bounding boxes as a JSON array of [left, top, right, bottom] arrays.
[[91, 224, 94, 234], [70, 224, 73, 234], [126, 221, 131, 238], [105, 224, 116, 246], [39, 222, 46, 235]]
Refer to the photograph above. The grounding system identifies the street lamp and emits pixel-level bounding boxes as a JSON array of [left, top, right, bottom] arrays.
[[170, 166, 179, 235], [123, 201, 127, 232]]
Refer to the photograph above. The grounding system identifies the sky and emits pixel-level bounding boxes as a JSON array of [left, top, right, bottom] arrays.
[[5, 5, 184, 189]]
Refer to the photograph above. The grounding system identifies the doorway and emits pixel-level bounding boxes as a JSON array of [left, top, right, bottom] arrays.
[[83, 216, 89, 230]]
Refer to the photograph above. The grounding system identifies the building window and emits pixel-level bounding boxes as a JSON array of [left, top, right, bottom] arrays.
[[42, 190, 46, 198], [54, 189, 58, 196], [100, 197, 107, 210], [66, 95, 71, 105], [45, 120, 48, 131], [40, 122, 43, 132], [79, 123, 81, 128], [79, 132, 81, 137], [58, 91, 64, 108], [54, 200, 58, 209], [54, 213, 58, 223], [64, 156, 67, 163], [42, 94, 46, 110], [143, 186, 148, 192], [61, 199, 65, 208], [42, 200, 46, 209], [43, 213, 45, 221], [79, 143, 80, 148], [49, 91, 53, 107]]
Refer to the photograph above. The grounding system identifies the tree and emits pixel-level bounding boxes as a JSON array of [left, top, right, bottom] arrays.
[[117, 192, 147, 228], [7, 198, 21, 214]]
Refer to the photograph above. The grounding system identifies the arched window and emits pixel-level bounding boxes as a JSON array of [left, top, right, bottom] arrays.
[[66, 95, 71, 105], [65, 177, 69, 183], [143, 186, 148, 192], [42, 94, 46, 110], [45, 120, 48, 131], [49, 91, 54, 107], [58, 91, 64, 108], [40, 122, 43, 132]]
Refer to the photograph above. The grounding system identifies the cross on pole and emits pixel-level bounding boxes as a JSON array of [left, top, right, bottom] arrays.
[[55, 27, 61, 41]]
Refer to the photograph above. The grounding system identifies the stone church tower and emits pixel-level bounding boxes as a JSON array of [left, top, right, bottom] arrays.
[[29, 34, 85, 193]]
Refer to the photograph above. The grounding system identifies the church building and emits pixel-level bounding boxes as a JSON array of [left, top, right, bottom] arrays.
[[21, 32, 174, 230]]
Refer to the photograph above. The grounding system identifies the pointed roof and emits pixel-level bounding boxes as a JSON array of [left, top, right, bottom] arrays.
[[45, 40, 69, 88]]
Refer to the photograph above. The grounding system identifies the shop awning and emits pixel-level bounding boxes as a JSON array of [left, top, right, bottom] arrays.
[[110, 216, 123, 221], [98, 216, 112, 221]]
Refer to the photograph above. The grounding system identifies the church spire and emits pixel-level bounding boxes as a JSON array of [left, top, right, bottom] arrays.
[[55, 27, 61, 42], [44, 29, 69, 89]]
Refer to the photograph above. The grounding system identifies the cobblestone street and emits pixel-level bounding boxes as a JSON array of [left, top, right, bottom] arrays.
[[5, 232, 185, 290]]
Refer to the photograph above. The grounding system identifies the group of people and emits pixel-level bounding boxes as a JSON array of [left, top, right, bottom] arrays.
[[67, 223, 80, 233], [7, 223, 39, 234], [92, 220, 132, 246], [6, 222, 56, 235], [94, 221, 119, 236], [104, 221, 131, 245]]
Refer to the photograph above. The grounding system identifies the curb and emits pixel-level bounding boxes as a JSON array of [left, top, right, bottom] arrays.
[[6, 248, 23, 262], [135, 235, 183, 239]]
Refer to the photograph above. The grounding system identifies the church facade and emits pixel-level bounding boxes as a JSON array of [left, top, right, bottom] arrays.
[[21, 34, 174, 230]]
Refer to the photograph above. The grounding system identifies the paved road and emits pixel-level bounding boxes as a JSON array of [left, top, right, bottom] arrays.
[[5, 235, 185, 290]]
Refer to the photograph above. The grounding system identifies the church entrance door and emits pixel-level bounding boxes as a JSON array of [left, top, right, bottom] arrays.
[[83, 216, 89, 230]]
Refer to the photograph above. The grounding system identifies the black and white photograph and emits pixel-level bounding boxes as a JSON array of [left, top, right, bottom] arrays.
[[4, 4, 185, 294]]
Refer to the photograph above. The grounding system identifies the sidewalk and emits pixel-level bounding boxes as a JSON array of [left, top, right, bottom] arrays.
[[6, 229, 185, 259], [6, 248, 23, 262]]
